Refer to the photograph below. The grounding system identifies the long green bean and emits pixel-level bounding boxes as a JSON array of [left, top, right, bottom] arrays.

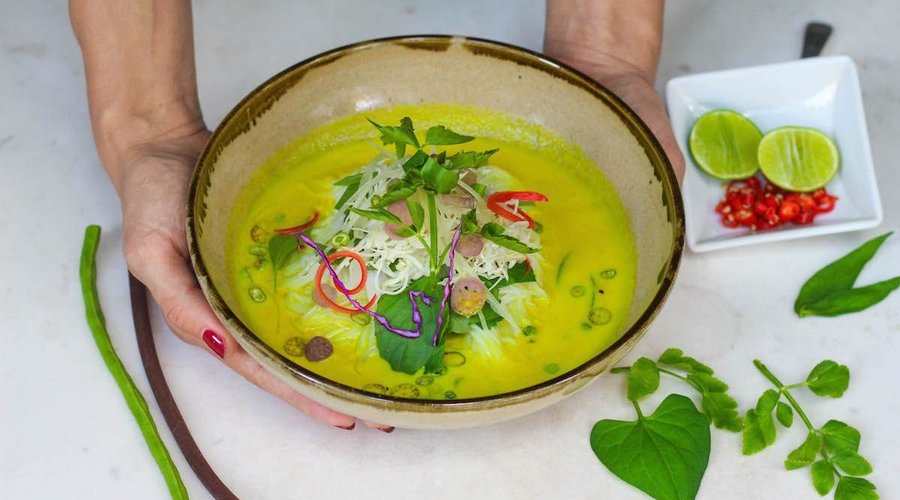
[[79, 225, 188, 499]]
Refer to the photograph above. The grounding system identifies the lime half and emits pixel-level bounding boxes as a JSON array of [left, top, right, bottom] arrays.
[[689, 110, 762, 180], [758, 127, 839, 192]]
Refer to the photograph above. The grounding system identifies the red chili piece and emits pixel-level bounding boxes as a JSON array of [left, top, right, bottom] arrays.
[[715, 178, 837, 231], [275, 211, 320, 234], [486, 191, 548, 229]]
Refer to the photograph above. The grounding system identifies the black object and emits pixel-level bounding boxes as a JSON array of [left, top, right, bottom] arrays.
[[802, 22, 833, 58]]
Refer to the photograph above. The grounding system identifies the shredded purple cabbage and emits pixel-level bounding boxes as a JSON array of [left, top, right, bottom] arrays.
[[299, 227, 462, 344]]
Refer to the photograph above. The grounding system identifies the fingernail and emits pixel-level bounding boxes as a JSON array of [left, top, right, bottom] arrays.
[[335, 423, 356, 430], [202, 329, 225, 358], [379, 427, 395, 433]]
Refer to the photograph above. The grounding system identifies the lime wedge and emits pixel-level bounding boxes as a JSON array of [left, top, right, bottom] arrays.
[[689, 110, 762, 180], [758, 127, 839, 192]]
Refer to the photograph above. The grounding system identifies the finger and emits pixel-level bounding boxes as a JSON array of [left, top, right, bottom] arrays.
[[362, 420, 395, 433], [126, 236, 356, 428]]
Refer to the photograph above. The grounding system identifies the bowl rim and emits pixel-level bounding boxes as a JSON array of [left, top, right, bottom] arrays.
[[188, 34, 685, 411]]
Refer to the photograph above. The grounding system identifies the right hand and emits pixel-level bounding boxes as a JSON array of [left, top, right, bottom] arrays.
[[118, 123, 382, 431]]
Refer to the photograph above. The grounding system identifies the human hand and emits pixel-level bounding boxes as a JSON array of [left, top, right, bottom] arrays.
[[118, 125, 386, 431]]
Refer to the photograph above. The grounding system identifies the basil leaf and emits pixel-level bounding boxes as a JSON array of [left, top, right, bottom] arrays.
[[833, 452, 873, 476], [334, 172, 363, 186], [784, 432, 821, 470], [806, 360, 850, 398], [368, 117, 419, 157], [423, 125, 474, 146], [373, 277, 444, 374], [590, 394, 710, 500], [819, 420, 861, 455], [350, 207, 403, 226], [402, 149, 429, 172], [422, 156, 459, 194], [335, 179, 361, 210], [776, 402, 794, 427], [480, 223, 538, 254], [447, 149, 499, 170], [626, 357, 660, 401], [658, 348, 714, 374], [795, 232, 899, 317], [742, 408, 776, 455], [448, 311, 473, 334], [406, 199, 425, 230], [811, 460, 836, 496], [835, 477, 878, 500], [481, 302, 504, 328], [268, 234, 297, 272]]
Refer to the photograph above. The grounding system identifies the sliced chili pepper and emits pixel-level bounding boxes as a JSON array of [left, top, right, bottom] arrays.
[[486, 191, 548, 229], [778, 201, 800, 222], [275, 211, 320, 234], [734, 209, 757, 226], [721, 213, 739, 228], [815, 195, 837, 214], [796, 210, 816, 225], [313, 251, 376, 314]]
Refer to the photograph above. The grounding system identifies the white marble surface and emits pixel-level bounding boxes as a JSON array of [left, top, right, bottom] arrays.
[[2, 1, 899, 499]]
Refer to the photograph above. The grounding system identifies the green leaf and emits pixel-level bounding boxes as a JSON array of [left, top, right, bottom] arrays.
[[742, 408, 776, 455], [373, 277, 445, 374], [590, 394, 710, 500], [833, 452, 873, 476], [835, 477, 878, 500], [335, 181, 361, 210], [785, 433, 821, 470], [480, 222, 538, 254], [756, 389, 780, 414], [687, 373, 729, 393], [406, 199, 425, 230], [421, 156, 460, 194], [368, 117, 419, 157], [811, 460, 836, 496], [820, 420, 861, 455], [268, 234, 297, 272], [423, 125, 474, 146], [658, 348, 714, 374], [447, 149, 499, 170], [334, 172, 363, 186], [798, 278, 900, 317], [448, 311, 473, 334], [460, 209, 479, 234], [795, 232, 899, 317], [806, 360, 850, 398], [350, 207, 403, 226], [626, 357, 660, 401], [701, 391, 742, 432], [402, 149, 430, 172], [483, 261, 536, 289], [776, 402, 794, 427]]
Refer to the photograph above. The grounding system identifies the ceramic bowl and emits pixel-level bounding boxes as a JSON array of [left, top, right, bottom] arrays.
[[188, 36, 683, 429]]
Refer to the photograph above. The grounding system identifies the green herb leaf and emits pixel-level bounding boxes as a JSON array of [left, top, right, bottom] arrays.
[[268, 234, 297, 272], [742, 408, 776, 455], [448, 311, 473, 334], [806, 360, 850, 398], [687, 373, 728, 393], [406, 199, 425, 231], [402, 149, 430, 172], [334, 172, 363, 186], [335, 181, 361, 210], [350, 207, 403, 226], [447, 149, 499, 170], [756, 389, 780, 414], [590, 394, 710, 500], [480, 222, 538, 254], [835, 477, 878, 500], [626, 357, 660, 401], [369, 117, 419, 157], [484, 261, 536, 289], [375, 183, 419, 209], [811, 460, 836, 496], [795, 232, 899, 317], [819, 420, 861, 455], [373, 276, 445, 374], [423, 125, 474, 146], [421, 156, 460, 194], [460, 209, 479, 234], [700, 391, 742, 432], [784, 432, 821, 470], [833, 452, 873, 476], [776, 401, 794, 427], [658, 348, 714, 374]]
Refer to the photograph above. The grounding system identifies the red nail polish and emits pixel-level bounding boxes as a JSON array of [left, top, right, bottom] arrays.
[[335, 423, 356, 430], [202, 329, 225, 358], [380, 427, 395, 433]]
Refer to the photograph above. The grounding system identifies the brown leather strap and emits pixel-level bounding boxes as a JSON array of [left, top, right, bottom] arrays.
[[129, 273, 239, 500]]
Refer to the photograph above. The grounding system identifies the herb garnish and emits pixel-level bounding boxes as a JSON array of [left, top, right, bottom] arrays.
[[742, 360, 877, 499], [795, 232, 899, 317]]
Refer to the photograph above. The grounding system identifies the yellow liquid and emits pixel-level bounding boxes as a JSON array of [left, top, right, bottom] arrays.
[[227, 104, 636, 399]]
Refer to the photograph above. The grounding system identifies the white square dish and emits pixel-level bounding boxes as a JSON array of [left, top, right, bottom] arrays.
[[666, 56, 882, 252]]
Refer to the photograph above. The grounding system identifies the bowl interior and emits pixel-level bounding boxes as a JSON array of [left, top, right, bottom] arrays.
[[189, 36, 683, 417]]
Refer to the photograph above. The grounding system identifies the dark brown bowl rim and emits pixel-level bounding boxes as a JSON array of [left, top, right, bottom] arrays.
[[188, 35, 685, 411]]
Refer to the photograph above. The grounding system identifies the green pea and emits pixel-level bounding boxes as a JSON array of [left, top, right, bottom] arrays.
[[522, 325, 538, 336], [350, 313, 371, 326], [589, 307, 612, 325], [444, 390, 457, 400], [330, 231, 350, 247], [600, 268, 618, 279], [544, 363, 561, 374], [571, 285, 586, 297], [248, 286, 267, 303], [415, 376, 434, 386], [248, 245, 267, 257], [443, 351, 467, 367]]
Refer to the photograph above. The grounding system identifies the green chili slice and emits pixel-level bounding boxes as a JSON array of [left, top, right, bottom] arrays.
[[79, 225, 188, 499]]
